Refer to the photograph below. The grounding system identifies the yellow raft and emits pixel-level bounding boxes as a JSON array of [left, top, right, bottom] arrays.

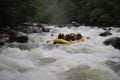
[[54, 38, 85, 44]]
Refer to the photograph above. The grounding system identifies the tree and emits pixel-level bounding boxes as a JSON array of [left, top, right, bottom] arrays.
[[0, 0, 42, 27], [90, 9, 105, 24]]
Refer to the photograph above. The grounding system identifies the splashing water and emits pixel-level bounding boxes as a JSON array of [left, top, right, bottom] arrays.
[[0, 26, 120, 80]]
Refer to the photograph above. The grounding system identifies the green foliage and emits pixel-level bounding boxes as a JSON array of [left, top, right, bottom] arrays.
[[0, 0, 42, 27], [98, 14, 111, 23], [90, 9, 105, 23], [0, 0, 119, 27], [112, 4, 120, 19]]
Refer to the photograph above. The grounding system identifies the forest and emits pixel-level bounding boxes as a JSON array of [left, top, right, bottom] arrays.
[[0, 0, 120, 27]]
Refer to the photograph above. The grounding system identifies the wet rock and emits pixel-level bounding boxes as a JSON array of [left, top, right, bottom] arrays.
[[103, 37, 120, 50], [58, 25, 64, 28], [36, 23, 44, 27], [99, 28, 112, 37], [72, 21, 80, 27], [42, 27, 50, 32], [0, 42, 4, 46], [23, 22, 33, 26], [0, 33, 9, 46], [8, 36, 28, 43], [99, 31, 112, 37], [7, 31, 28, 43], [25, 27, 34, 33]]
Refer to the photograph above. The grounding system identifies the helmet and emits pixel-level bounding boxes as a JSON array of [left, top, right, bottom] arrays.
[[51, 34, 54, 36], [59, 32, 63, 34], [77, 32, 81, 34]]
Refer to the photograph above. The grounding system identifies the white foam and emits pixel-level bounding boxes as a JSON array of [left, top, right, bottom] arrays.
[[0, 26, 120, 80]]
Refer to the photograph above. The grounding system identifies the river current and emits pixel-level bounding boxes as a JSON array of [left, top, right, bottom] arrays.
[[0, 26, 120, 80]]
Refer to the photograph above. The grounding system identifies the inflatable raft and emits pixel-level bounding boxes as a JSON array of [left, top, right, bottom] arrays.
[[54, 38, 85, 44]]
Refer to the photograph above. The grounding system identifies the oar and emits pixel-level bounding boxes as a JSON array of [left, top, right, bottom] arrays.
[[80, 38, 85, 42], [51, 34, 54, 36], [46, 40, 51, 43], [80, 36, 90, 42], [46, 34, 55, 43], [85, 36, 90, 39]]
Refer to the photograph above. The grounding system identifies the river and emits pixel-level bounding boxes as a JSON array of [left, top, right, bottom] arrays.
[[0, 26, 120, 80]]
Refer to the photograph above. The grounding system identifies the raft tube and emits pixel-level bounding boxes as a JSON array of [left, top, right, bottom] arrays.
[[54, 38, 84, 44]]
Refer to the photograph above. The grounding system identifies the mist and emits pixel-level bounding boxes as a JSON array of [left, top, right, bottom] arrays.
[[43, 0, 70, 24]]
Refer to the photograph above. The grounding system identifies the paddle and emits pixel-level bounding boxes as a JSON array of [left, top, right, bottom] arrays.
[[46, 34, 56, 43], [81, 36, 90, 42], [85, 36, 90, 39]]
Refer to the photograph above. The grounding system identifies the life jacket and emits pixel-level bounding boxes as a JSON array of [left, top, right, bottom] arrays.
[[58, 34, 64, 39], [65, 34, 71, 41], [76, 34, 82, 40]]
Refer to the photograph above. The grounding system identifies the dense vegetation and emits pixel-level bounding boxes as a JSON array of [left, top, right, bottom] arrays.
[[0, 0, 120, 27]]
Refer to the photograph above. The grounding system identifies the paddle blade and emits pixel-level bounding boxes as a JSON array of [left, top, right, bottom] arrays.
[[46, 40, 51, 43], [81, 38, 85, 42], [86, 36, 90, 39], [51, 34, 54, 36]]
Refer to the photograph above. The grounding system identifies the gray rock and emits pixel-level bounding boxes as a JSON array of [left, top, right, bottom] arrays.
[[104, 37, 120, 50], [99, 28, 112, 37], [7, 31, 28, 43]]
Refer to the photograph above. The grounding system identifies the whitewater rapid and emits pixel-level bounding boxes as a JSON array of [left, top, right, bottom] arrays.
[[0, 26, 120, 80]]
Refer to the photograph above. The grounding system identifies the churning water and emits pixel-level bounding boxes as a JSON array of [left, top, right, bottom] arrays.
[[0, 26, 120, 80]]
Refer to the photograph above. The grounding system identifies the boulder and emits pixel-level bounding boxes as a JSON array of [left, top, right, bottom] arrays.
[[99, 31, 112, 37], [99, 28, 112, 37], [0, 42, 4, 46], [7, 31, 28, 43], [103, 37, 120, 50], [42, 27, 50, 32], [0, 33, 9, 46], [37, 23, 44, 27], [72, 21, 80, 27]]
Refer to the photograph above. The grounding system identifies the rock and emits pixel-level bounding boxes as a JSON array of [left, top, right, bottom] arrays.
[[99, 28, 112, 37], [7, 31, 28, 43], [8, 36, 28, 43], [72, 21, 80, 27], [23, 22, 33, 26], [37, 23, 44, 27], [0, 33, 9, 46], [103, 37, 120, 50], [0, 42, 4, 46], [99, 31, 112, 37], [42, 27, 50, 32]]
